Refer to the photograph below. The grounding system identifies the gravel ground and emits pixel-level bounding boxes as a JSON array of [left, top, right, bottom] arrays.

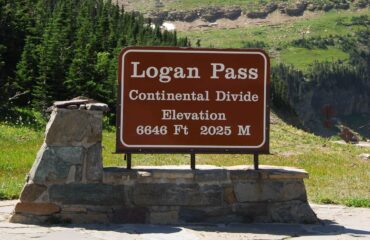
[[1, 200, 369, 240]]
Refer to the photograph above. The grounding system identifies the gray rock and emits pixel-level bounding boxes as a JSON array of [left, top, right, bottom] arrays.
[[268, 200, 318, 224], [230, 169, 260, 181], [19, 183, 47, 202], [194, 169, 228, 182], [237, 202, 269, 222], [335, 3, 350, 10], [223, 7, 242, 20], [322, 3, 334, 11], [10, 213, 48, 224], [45, 109, 102, 147], [110, 207, 148, 223], [103, 167, 139, 184], [179, 208, 207, 222], [56, 212, 109, 224], [234, 180, 307, 202], [49, 184, 125, 205], [201, 7, 225, 22], [149, 210, 178, 224], [86, 103, 109, 112], [246, 11, 268, 19], [85, 143, 103, 182], [132, 183, 222, 206], [285, 3, 307, 16], [264, 3, 278, 13], [53, 99, 91, 108], [29, 146, 84, 184], [167, 10, 198, 22]]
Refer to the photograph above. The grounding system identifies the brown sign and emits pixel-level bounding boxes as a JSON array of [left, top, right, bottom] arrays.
[[116, 47, 270, 153]]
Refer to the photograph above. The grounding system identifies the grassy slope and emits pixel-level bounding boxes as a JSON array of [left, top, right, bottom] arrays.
[[179, 9, 369, 70], [1, 117, 369, 207]]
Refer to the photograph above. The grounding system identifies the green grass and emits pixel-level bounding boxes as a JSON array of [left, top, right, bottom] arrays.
[[180, 10, 369, 47], [0, 124, 44, 199], [280, 46, 349, 71], [2, 115, 369, 207]]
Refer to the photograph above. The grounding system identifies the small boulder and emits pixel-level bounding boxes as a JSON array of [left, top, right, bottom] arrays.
[[359, 153, 370, 161]]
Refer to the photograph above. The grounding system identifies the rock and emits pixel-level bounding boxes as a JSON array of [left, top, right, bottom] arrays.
[[359, 153, 370, 160], [323, 3, 334, 11], [223, 7, 242, 20], [61, 206, 87, 213], [53, 99, 91, 108], [20, 183, 47, 202], [339, 127, 360, 143], [335, 3, 350, 10], [150, 169, 193, 179], [149, 11, 169, 24], [246, 11, 268, 19], [179, 208, 206, 222], [29, 145, 84, 184], [236, 202, 269, 222], [264, 3, 278, 13], [149, 210, 178, 224], [45, 109, 102, 146], [85, 143, 103, 182], [229, 169, 260, 180], [56, 212, 109, 224], [234, 180, 307, 202], [223, 187, 237, 204], [110, 207, 147, 223], [201, 7, 225, 22], [285, 3, 307, 16], [15, 202, 60, 215], [48, 184, 125, 205], [10, 213, 48, 224], [132, 183, 223, 206], [355, 0, 368, 9], [103, 167, 139, 184], [86, 103, 109, 112], [194, 169, 228, 182], [167, 10, 198, 22], [151, 7, 241, 23], [268, 200, 318, 224]]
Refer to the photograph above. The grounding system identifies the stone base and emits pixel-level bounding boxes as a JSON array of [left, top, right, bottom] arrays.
[[10, 165, 318, 224]]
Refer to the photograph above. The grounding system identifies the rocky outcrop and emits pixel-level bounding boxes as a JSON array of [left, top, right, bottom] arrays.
[[145, 0, 358, 24], [285, 2, 308, 16], [288, 85, 370, 136], [148, 7, 242, 24], [247, 11, 268, 19]]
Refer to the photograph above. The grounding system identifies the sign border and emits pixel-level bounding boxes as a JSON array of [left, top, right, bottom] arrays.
[[116, 47, 270, 154]]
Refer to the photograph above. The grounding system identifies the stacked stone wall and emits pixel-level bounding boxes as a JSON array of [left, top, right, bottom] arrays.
[[10, 101, 318, 224]]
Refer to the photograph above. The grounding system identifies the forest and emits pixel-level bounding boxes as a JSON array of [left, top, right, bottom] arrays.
[[0, 0, 369, 134], [0, 0, 189, 118]]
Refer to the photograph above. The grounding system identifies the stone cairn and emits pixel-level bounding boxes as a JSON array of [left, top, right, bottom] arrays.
[[10, 99, 318, 224]]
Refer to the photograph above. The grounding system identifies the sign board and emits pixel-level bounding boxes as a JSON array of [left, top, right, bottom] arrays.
[[116, 47, 270, 153]]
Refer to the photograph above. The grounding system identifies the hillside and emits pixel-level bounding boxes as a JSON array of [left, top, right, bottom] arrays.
[[119, 0, 368, 23]]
